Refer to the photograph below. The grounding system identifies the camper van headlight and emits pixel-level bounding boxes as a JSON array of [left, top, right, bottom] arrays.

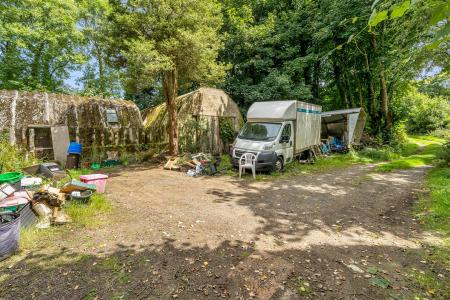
[[263, 143, 274, 151]]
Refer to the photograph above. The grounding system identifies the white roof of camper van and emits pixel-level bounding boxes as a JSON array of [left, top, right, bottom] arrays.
[[247, 100, 297, 120]]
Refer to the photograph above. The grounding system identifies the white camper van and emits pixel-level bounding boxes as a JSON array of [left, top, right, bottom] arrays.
[[232, 101, 322, 171]]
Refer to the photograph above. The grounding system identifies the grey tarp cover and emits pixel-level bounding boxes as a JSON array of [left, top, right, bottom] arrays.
[[0, 212, 20, 261]]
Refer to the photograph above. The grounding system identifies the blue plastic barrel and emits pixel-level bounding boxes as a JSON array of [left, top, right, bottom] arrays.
[[67, 142, 82, 155]]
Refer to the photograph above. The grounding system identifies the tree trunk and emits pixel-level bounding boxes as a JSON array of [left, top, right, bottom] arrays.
[[379, 71, 392, 129], [31, 43, 44, 86], [344, 72, 354, 108], [363, 53, 375, 118], [312, 61, 320, 100], [163, 69, 179, 155], [96, 44, 105, 94], [333, 60, 349, 108]]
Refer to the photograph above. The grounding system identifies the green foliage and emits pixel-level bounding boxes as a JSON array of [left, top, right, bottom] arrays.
[[78, 0, 122, 97], [374, 135, 444, 172], [65, 193, 112, 228], [415, 160, 450, 238], [0, 0, 85, 91], [358, 147, 400, 162], [178, 118, 210, 153], [0, 134, 39, 172], [219, 117, 236, 143], [401, 87, 450, 133], [111, 0, 227, 93], [436, 140, 450, 164]]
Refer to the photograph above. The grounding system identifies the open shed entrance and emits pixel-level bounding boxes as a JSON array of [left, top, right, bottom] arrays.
[[28, 125, 70, 165], [321, 108, 366, 151]]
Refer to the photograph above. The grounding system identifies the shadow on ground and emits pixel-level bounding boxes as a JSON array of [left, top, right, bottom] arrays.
[[1, 239, 446, 299], [1, 165, 447, 299]]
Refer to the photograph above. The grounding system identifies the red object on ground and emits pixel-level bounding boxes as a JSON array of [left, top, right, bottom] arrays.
[[79, 174, 109, 193]]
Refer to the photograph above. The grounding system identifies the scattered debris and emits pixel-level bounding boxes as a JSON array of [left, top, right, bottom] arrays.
[[346, 264, 364, 274], [369, 276, 391, 289]]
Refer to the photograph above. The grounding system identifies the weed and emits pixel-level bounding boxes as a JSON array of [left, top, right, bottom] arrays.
[[20, 226, 61, 251], [85, 289, 98, 300], [0, 134, 39, 172], [78, 253, 92, 262], [415, 167, 450, 234], [67, 168, 93, 180], [117, 272, 130, 284], [111, 292, 128, 300], [100, 256, 130, 284], [375, 137, 443, 172], [240, 251, 251, 258], [409, 268, 450, 299], [101, 256, 121, 271], [296, 282, 310, 295], [65, 193, 113, 228]]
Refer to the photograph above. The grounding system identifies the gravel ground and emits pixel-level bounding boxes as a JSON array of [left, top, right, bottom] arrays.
[[0, 163, 446, 299]]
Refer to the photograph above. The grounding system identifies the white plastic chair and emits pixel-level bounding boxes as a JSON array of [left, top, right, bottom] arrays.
[[239, 153, 257, 179]]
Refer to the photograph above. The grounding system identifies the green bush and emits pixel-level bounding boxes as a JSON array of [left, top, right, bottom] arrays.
[[429, 128, 450, 140], [358, 147, 400, 162], [403, 88, 450, 133], [0, 134, 39, 172], [436, 141, 450, 165], [219, 117, 236, 144]]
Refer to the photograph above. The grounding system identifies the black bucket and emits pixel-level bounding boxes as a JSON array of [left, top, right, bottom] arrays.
[[0, 212, 20, 261]]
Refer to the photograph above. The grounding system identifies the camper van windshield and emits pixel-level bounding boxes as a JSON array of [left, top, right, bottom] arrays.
[[238, 122, 282, 141]]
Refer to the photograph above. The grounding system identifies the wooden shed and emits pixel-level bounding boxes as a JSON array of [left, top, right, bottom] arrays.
[[143, 87, 243, 154]]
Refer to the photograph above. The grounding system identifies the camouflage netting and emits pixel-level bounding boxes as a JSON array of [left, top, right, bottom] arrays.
[[0, 90, 144, 158], [143, 87, 243, 154]]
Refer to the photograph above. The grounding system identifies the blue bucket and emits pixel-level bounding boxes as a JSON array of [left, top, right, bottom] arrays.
[[67, 142, 82, 155]]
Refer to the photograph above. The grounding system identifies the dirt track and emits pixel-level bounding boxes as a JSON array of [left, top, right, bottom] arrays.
[[0, 164, 447, 299]]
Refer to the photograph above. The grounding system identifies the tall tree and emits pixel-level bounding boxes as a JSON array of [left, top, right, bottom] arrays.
[[78, 0, 122, 97], [109, 0, 226, 155], [0, 0, 84, 91]]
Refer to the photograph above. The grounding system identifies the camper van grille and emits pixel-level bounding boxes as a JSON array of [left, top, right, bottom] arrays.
[[234, 149, 258, 158]]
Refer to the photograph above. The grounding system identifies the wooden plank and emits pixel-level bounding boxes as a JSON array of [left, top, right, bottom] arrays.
[[51, 126, 70, 167]]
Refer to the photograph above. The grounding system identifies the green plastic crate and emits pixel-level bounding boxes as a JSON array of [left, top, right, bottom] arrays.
[[0, 172, 23, 184]]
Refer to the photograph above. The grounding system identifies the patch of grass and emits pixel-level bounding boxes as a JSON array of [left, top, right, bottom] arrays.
[[400, 142, 420, 156], [20, 226, 62, 250], [101, 256, 121, 271], [111, 292, 128, 300], [410, 267, 450, 299], [65, 193, 113, 228], [358, 147, 401, 162], [296, 282, 310, 295], [252, 153, 357, 180], [416, 167, 450, 234], [409, 135, 446, 145], [0, 135, 40, 172], [100, 256, 130, 284], [85, 289, 98, 300], [240, 251, 251, 258], [67, 168, 92, 179], [374, 138, 443, 172]]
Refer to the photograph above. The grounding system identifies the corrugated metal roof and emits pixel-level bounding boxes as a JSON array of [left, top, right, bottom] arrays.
[[321, 108, 363, 117]]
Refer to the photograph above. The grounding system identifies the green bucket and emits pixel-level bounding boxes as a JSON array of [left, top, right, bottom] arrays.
[[0, 172, 23, 184]]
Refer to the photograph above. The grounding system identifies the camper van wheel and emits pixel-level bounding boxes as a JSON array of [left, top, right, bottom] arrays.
[[275, 156, 284, 172]]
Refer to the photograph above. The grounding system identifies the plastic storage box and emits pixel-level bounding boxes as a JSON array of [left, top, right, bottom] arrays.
[[0, 191, 31, 213], [79, 174, 108, 193]]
